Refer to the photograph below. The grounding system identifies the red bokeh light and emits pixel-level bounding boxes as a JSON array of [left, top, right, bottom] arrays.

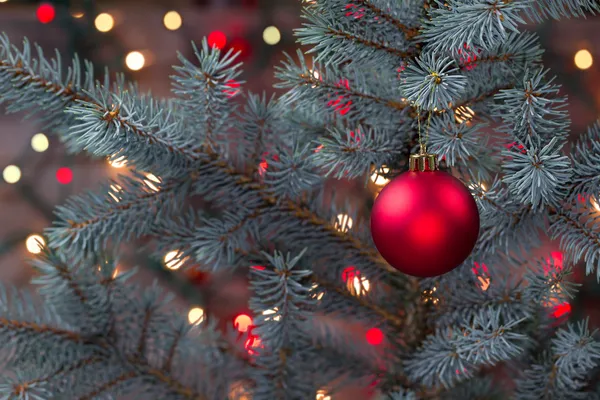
[[366, 328, 384, 345], [342, 266, 358, 282], [36, 3, 55, 24], [251, 265, 266, 271], [208, 31, 227, 49], [551, 302, 571, 319], [234, 314, 253, 333], [229, 37, 252, 61], [56, 167, 73, 185]]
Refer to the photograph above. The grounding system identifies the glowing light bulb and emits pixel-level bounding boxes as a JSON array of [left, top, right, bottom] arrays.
[[25, 234, 45, 254], [478, 276, 491, 291], [31, 133, 49, 152], [108, 155, 127, 168], [262, 26, 281, 45], [262, 308, 281, 322], [234, 314, 253, 332], [108, 184, 123, 203], [164, 250, 187, 270], [366, 327, 384, 345], [163, 11, 182, 31], [71, 11, 84, 18], [591, 197, 600, 212], [188, 307, 205, 325], [125, 51, 145, 71], [335, 213, 353, 232], [94, 13, 114, 32], [3, 165, 21, 184], [144, 173, 161, 191], [316, 389, 331, 400], [370, 165, 390, 186], [574, 49, 593, 70], [351, 275, 371, 295]]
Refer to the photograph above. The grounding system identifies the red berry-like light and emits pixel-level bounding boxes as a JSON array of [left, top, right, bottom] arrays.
[[208, 31, 227, 49], [366, 328, 384, 345], [234, 314, 253, 333], [56, 167, 73, 185], [37, 3, 56, 24]]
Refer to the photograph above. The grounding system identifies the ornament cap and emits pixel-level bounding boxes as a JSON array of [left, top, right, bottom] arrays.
[[409, 153, 438, 172]]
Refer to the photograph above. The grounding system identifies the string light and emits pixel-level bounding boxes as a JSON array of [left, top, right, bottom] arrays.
[[311, 283, 325, 300], [370, 165, 390, 186], [108, 184, 123, 203], [234, 314, 253, 332], [454, 105, 475, 124], [316, 389, 331, 400], [208, 31, 227, 50], [71, 11, 84, 18], [229, 381, 251, 400], [112, 267, 120, 278], [188, 307, 205, 325], [163, 11, 182, 31], [25, 234, 45, 254], [335, 213, 353, 232], [2, 165, 21, 184], [478, 276, 491, 291], [263, 26, 281, 45], [36, 3, 55, 24], [591, 197, 600, 212], [108, 155, 127, 168], [125, 51, 145, 71], [164, 250, 187, 270], [56, 167, 73, 185], [262, 308, 281, 322], [574, 49, 593, 70], [95, 13, 114, 32], [144, 173, 161, 191], [31, 133, 49, 152]]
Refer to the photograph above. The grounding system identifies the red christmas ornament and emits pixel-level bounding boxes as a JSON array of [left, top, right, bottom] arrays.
[[370, 153, 479, 277]]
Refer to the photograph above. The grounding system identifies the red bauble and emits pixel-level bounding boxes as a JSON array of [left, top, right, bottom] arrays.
[[371, 157, 479, 277]]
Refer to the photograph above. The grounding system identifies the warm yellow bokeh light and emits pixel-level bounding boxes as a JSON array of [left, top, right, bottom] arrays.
[[71, 11, 84, 18], [455, 105, 475, 124], [335, 213, 353, 232], [370, 165, 390, 186], [3, 165, 21, 184], [262, 308, 282, 322], [31, 133, 49, 152], [188, 307, 205, 325], [316, 390, 331, 400], [95, 13, 114, 33], [108, 155, 127, 168], [164, 250, 187, 270], [350, 276, 371, 296], [0, 0, 9, 3], [125, 51, 145, 71], [144, 173, 161, 191], [592, 197, 600, 212], [574, 49, 593, 70], [163, 11, 182, 31], [263, 26, 281, 45], [26, 234, 45, 254]]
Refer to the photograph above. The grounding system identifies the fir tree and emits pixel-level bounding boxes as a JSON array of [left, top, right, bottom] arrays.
[[2, 1, 600, 399]]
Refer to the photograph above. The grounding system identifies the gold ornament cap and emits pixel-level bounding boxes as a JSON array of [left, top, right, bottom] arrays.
[[409, 153, 438, 172]]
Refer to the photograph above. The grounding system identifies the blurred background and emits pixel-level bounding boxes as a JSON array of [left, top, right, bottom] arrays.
[[1, 1, 600, 398]]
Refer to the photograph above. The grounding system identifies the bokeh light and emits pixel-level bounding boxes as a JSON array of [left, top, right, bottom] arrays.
[[125, 51, 145, 71], [263, 26, 281, 45], [56, 167, 73, 185], [31, 133, 49, 152], [25, 234, 45, 254], [3, 165, 21, 184], [188, 307, 205, 325], [574, 49, 593, 70], [95, 13, 114, 32], [163, 11, 182, 31], [208, 31, 227, 49], [234, 314, 253, 332], [36, 3, 55, 24]]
